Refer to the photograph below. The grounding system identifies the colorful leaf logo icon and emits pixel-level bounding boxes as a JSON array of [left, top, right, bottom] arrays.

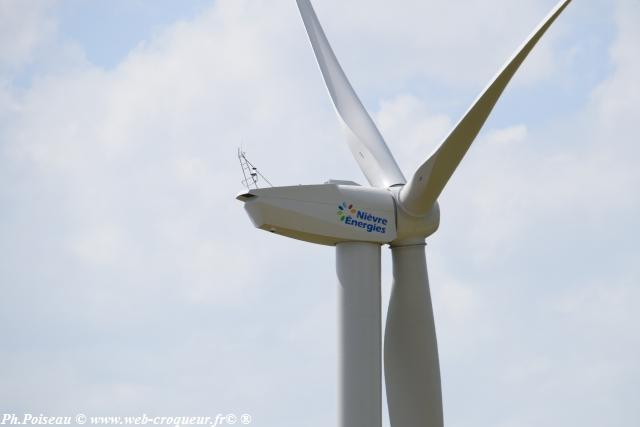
[[338, 202, 354, 222]]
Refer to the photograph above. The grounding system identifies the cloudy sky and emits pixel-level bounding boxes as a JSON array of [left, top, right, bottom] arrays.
[[0, 0, 638, 426]]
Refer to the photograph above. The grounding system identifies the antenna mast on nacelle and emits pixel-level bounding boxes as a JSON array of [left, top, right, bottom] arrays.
[[238, 148, 273, 190]]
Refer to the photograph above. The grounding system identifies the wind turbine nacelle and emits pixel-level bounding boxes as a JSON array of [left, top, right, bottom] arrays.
[[237, 183, 398, 246]]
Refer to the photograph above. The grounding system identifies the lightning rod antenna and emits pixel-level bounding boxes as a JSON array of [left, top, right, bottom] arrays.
[[237, 147, 273, 190]]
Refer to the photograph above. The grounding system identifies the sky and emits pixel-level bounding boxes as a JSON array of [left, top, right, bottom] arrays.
[[0, 0, 638, 426]]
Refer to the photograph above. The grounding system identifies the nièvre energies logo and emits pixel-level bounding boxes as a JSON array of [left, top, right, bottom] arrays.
[[337, 202, 388, 234]]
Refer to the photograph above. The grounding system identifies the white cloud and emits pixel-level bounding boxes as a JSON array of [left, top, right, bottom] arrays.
[[0, 0, 638, 426], [376, 94, 452, 175], [0, 0, 56, 72], [486, 124, 528, 145], [0, 1, 339, 420]]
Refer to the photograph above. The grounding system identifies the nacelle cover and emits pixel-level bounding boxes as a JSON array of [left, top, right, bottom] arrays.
[[237, 184, 396, 245]]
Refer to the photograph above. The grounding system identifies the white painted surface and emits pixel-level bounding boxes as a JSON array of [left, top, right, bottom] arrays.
[[240, 184, 397, 245], [336, 242, 382, 427], [385, 243, 443, 427], [400, 0, 573, 216], [296, 0, 406, 188]]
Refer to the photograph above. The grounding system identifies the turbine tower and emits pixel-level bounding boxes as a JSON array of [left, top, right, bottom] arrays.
[[237, 1, 573, 426]]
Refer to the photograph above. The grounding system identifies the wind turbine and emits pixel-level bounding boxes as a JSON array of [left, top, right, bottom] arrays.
[[237, 0, 573, 426]]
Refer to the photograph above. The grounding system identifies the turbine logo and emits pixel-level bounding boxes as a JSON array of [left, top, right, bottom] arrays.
[[337, 202, 388, 234], [337, 202, 356, 222]]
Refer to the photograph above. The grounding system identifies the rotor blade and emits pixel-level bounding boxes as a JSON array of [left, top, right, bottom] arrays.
[[296, 0, 406, 188], [385, 243, 443, 427], [399, 0, 572, 216]]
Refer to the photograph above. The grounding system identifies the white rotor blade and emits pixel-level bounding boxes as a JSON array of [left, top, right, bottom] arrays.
[[296, 0, 406, 188], [385, 244, 443, 427], [400, 0, 572, 216]]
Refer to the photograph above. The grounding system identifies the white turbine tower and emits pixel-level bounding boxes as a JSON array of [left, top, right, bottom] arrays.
[[237, 1, 573, 426]]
